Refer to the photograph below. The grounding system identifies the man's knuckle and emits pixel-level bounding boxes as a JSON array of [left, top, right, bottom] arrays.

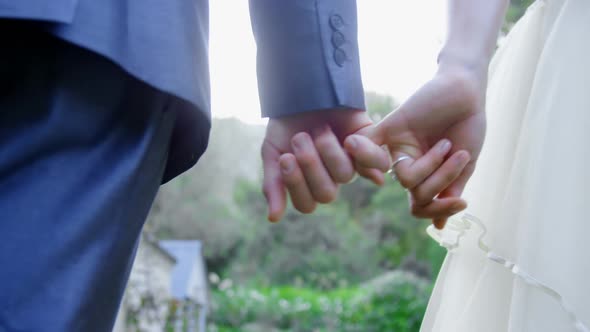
[[262, 184, 272, 197], [334, 169, 354, 183], [314, 185, 337, 203], [412, 191, 430, 206], [296, 152, 317, 168], [296, 201, 316, 214], [323, 148, 342, 163], [314, 134, 333, 151], [410, 204, 424, 217]]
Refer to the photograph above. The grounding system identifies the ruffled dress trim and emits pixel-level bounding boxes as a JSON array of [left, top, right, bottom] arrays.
[[427, 215, 589, 332]]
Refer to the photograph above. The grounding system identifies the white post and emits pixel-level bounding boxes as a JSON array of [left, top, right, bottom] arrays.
[[197, 304, 207, 332], [174, 301, 184, 332], [187, 301, 196, 332]]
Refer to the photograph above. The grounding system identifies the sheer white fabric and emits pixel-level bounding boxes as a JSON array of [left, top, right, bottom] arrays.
[[421, 0, 590, 331]]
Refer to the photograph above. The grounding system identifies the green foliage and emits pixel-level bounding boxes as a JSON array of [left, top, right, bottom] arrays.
[[362, 180, 446, 277], [146, 118, 265, 272], [149, 93, 449, 330], [229, 179, 383, 289], [365, 91, 399, 121], [207, 271, 430, 332], [227, 174, 447, 289], [343, 272, 431, 332], [505, 0, 536, 30], [209, 285, 356, 331]]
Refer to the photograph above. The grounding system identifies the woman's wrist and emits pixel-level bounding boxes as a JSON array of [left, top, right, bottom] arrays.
[[437, 47, 491, 79], [440, 0, 509, 78], [434, 56, 489, 111]]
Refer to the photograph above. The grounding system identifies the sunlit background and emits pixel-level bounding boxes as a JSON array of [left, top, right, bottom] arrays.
[[114, 1, 532, 331], [209, 0, 447, 124]]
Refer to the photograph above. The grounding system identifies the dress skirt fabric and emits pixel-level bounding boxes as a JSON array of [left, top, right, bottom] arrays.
[[422, 0, 590, 331]]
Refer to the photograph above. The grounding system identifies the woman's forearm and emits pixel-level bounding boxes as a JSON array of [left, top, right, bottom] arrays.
[[439, 0, 510, 73]]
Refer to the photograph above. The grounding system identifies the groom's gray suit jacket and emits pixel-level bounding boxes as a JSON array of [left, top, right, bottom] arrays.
[[0, 0, 365, 181]]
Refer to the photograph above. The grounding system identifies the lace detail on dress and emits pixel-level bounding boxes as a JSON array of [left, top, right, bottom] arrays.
[[427, 214, 589, 332]]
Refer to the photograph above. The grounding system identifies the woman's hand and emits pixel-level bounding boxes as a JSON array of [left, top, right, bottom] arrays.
[[347, 64, 487, 228]]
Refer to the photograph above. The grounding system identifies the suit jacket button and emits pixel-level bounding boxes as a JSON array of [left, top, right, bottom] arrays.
[[331, 31, 346, 48], [334, 48, 346, 67], [330, 14, 344, 30]]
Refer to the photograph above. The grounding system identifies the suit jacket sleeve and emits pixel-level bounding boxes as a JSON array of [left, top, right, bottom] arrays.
[[249, 0, 365, 118]]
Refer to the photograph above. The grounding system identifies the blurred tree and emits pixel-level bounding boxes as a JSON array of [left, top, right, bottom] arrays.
[[364, 91, 398, 122], [229, 178, 383, 289], [146, 118, 264, 270]]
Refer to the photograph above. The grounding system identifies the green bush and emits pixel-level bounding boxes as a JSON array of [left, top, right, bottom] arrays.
[[208, 271, 430, 332], [343, 271, 431, 332], [228, 176, 447, 290], [209, 285, 357, 331], [229, 179, 384, 290]]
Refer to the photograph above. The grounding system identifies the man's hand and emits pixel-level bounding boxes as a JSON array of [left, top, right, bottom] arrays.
[[346, 64, 487, 228], [262, 109, 390, 222]]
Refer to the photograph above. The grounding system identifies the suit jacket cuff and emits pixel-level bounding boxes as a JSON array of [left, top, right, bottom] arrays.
[[250, 0, 365, 118]]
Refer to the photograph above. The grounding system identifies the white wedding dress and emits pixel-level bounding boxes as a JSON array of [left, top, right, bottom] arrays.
[[421, 0, 590, 331]]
